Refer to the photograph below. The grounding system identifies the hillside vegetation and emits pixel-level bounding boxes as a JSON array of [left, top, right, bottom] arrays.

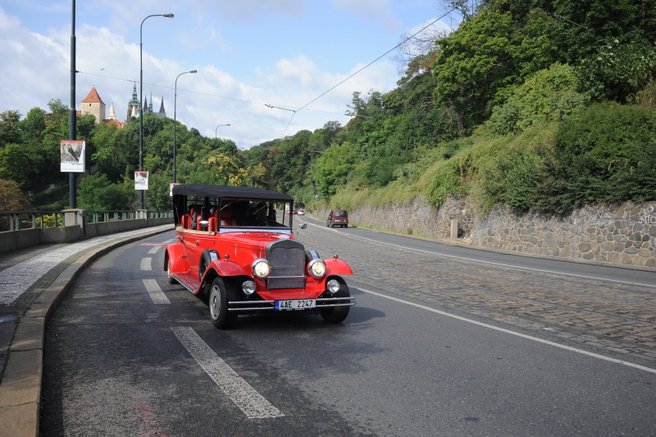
[[1, 0, 655, 215]]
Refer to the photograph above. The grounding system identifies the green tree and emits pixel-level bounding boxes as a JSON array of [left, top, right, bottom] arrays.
[[432, 8, 520, 136], [0, 179, 31, 211], [312, 143, 356, 197], [78, 173, 133, 211], [0, 110, 21, 147]]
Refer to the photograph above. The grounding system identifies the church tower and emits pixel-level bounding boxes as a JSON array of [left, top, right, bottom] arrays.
[[157, 97, 167, 117], [80, 86, 106, 124], [127, 83, 140, 120]]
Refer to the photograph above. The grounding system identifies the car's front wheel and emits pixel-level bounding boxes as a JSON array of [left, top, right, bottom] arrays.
[[209, 277, 236, 329], [320, 282, 351, 324]]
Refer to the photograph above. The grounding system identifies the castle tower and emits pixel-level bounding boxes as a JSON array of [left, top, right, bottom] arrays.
[[80, 86, 106, 124], [127, 83, 140, 120]]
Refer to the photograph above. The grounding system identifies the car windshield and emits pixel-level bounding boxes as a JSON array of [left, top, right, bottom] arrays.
[[335, 210, 347, 217]]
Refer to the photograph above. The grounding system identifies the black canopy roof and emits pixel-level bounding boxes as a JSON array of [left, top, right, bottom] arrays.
[[172, 184, 293, 201]]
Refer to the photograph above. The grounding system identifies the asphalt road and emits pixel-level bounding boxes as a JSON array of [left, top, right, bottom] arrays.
[[40, 223, 656, 436]]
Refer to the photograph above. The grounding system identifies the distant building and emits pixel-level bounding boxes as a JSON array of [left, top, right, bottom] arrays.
[[127, 86, 167, 119], [127, 83, 141, 120], [80, 86, 126, 127], [80, 84, 167, 127], [157, 96, 167, 117], [80, 86, 106, 124]]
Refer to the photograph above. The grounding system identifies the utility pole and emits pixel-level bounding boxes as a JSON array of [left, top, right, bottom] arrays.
[[68, 0, 77, 208]]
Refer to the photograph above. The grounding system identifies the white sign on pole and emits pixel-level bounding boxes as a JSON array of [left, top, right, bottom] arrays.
[[135, 171, 149, 190], [60, 140, 85, 172], [170, 182, 179, 196]]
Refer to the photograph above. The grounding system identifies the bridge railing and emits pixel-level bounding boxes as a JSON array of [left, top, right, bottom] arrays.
[[0, 210, 172, 232], [0, 209, 173, 253]]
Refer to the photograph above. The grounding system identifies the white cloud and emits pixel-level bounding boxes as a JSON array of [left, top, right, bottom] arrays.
[[1, 3, 412, 150]]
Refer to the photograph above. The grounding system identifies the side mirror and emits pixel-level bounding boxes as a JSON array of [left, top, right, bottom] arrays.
[[298, 223, 307, 230]]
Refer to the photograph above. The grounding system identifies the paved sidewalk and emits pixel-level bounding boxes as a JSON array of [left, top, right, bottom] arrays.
[[0, 224, 173, 437]]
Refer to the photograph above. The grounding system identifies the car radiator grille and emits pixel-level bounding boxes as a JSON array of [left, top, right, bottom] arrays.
[[266, 239, 306, 290]]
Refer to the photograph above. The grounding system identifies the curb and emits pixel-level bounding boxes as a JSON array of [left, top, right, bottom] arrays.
[[0, 225, 172, 437]]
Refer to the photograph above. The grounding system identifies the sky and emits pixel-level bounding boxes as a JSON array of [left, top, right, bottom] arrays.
[[1, 0, 459, 150]]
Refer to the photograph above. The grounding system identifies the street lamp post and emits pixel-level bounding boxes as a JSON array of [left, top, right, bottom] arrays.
[[139, 12, 173, 209], [173, 69, 197, 183], [214, 123, 231, 139]]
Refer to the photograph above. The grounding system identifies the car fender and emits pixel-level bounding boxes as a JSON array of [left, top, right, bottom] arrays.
[[325, 257, 353, 276], [209, 259, 250, 277], [165, 243, 188, 274]]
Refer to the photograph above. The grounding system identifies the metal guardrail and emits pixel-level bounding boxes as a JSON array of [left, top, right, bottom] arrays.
[[0, 210, 172, 232]]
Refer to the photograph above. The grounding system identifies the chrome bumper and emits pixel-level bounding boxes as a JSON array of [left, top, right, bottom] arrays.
[[227, 296, 356, 312]]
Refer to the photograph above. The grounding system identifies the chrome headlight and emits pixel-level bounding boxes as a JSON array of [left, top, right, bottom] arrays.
[[242, 280, 256, 295], [308, 258, 326, 278], [252, 259, 271, 278], [327, 279, 341, 294]]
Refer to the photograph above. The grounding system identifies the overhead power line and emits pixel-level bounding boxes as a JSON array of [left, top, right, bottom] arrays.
[[292, 4, 461, 114]]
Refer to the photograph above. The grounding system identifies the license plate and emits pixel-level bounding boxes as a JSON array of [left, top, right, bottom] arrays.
[[274, 299, 316, 311]]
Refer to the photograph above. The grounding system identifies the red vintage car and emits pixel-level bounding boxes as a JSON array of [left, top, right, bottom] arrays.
[[165, 184, 355, 329]]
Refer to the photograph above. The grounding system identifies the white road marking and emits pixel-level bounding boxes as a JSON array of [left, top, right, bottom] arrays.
[[306, 221, 656, 289], [142, 279, 170, 304], [171, 326, 283, 419], [357, 285, 656, 375], [140, 257, 152, 271], [147, 246, 160, 255]]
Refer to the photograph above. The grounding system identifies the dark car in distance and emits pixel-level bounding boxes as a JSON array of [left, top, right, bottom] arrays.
[[327, 209, 348, 228]]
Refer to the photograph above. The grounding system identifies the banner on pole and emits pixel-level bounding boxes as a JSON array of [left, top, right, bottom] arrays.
[[60, 140, 85, 172], [135, 171, 149, 190]]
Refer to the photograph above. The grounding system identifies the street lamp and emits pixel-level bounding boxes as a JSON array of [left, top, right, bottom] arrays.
[[139, 12, 173, 209], [173, 69, 197, 183], [214, 123, 231, 139]]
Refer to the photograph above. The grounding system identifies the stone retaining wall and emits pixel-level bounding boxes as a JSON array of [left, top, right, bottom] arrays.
[[316, 198, 656, 270]]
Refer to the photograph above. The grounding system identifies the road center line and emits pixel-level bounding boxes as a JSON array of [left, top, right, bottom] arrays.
[[171, 326, 283, 419], [356, 285, 656, 375], [142, 279, 170, 304], [147, 246, 161, 255]]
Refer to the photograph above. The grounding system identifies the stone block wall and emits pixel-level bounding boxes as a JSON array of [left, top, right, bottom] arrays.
[[315, 198, 656, 270], [468, 202, 656, 269]]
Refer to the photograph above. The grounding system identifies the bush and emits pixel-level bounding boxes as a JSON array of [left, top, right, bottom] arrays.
[[485, 64, 587, 135], [425, 151, 472, 206], [535, 103, 656, 214], [35, 213, 63, 228]]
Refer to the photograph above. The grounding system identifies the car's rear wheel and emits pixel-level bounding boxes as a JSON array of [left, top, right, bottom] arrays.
[[209, 277, 236, 329], [167, 257, 177, 284], [320, 282, 351, 324]]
